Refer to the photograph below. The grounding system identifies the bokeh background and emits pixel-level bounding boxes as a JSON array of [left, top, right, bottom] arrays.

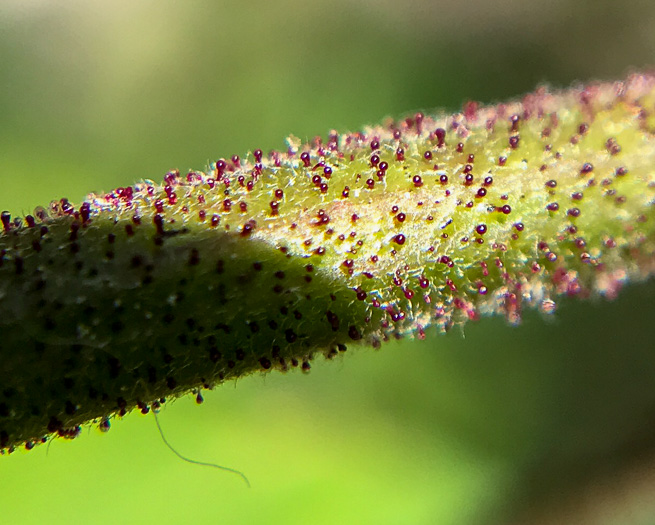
[[1, 1, 655, 523]]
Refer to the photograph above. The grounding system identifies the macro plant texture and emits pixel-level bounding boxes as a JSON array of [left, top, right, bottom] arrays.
[[0, 73, 653, 453]]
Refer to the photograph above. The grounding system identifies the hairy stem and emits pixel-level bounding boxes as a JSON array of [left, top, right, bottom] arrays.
[[0, 73, 653, 451]]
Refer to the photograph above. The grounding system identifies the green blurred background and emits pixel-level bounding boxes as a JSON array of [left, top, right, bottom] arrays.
[[1, 1, 655, 523]]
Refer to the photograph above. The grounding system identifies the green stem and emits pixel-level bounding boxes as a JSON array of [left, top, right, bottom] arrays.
[[0, 73, 653, 452]]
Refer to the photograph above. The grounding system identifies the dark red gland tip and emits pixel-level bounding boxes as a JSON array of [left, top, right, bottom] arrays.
[[1, 211, 12, 232], [510, 114, 520, 132], [392, 234, 406, 245], [580, 163, 594, 174], [435, 128, 446, 147], [240, 220, 256, 236]]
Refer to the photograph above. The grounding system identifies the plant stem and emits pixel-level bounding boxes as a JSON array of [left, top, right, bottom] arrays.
[[0, 73, 653, 452]]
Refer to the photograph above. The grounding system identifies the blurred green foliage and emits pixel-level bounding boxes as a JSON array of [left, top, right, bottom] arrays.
[[0, 1, 654, 523]]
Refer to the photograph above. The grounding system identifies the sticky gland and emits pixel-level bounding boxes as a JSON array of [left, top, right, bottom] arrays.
[[0, 72, 654, 452]]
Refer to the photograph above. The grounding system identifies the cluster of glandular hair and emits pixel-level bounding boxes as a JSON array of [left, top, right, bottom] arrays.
[[0, 73, 654, 452]]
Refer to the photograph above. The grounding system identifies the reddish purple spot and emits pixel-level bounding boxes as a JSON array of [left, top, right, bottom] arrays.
[[605, 138, 621, 155], [348, 326, 361, 340], [567, 208, 581, 217], [580, 163, 593, 174], [435, 128, 446, 147], [475, 224, 487, 235], [241, 220, 256, 236], [510, 114, 520, 131], [392, 234, 406, 245], [509, 136, 520, 149], [546, 202, 559, 212], [439, 255, 453, 267], [413, 176, 423, 187], [80, 202, 91, 223]]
